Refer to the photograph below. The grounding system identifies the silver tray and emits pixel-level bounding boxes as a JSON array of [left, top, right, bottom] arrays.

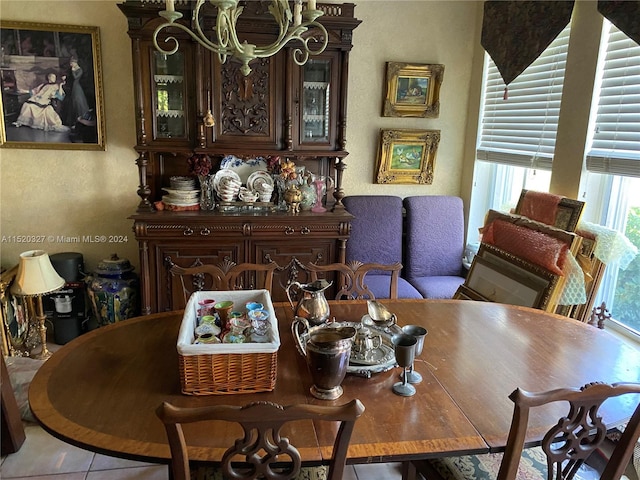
[[293, 320, 401, 378]]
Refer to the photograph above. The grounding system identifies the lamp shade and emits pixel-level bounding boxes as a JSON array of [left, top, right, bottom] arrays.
[[10, 250, 65, 297]]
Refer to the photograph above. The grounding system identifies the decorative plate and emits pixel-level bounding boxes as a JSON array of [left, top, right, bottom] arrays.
[[213, 169, 241, 194], [162, 188, 200, 200], [220, 155, 268, 185], [162, 195, 200, 207], [247, 171, 275, 192]]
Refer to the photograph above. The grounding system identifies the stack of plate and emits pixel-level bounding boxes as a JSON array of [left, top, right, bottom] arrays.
[[169, 176, 197, 190], [164, 176, 200, 207]]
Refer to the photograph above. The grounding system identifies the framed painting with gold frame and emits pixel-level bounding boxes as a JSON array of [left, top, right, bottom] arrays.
[[0, 21, 105, 150], [382, 62, 444, 118], [375, 129, 440, 184], [453, 284, 490, 301], [472, 243, 562, 311]]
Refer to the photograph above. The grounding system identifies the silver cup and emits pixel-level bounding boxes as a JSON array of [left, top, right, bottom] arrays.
[[401, 325, 427, 384], [391, 333, 417, 397]]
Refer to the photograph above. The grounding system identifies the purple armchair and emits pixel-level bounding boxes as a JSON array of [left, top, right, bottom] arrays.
[[403, 196, 466, 299], [343, 196, 422, 299]]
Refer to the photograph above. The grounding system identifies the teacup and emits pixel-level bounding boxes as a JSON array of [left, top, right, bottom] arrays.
[[195, 322, 221, 337], [197, 298, 215, 318], [245, 302, 264, 311], [196, 332, 221, 344], [229, 317, 250, 335], [200, 315, 218, 326], [239, 189, 259, 203], [248, 309, 271, 336], [214, 300, 234, 326], [259, 191, 273, 203]]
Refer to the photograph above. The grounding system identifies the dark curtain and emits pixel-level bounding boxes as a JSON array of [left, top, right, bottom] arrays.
[[598, 1, 640, 45], [481, 1, 575, 86]]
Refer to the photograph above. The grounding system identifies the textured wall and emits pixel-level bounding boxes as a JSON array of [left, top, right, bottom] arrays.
[[0, 1, 140, 272], [0, 0, 481, 272], [344, 0, 480, 197]]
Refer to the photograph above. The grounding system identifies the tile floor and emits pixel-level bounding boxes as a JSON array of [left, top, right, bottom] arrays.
[[1, 422, 406, 479]]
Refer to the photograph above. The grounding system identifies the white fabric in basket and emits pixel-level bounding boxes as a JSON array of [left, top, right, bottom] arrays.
[[177, 289, 280, 355]]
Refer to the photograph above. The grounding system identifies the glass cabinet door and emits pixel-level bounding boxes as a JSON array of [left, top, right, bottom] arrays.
[[301, 58, 331, 144], [153, 51, 185, 139]]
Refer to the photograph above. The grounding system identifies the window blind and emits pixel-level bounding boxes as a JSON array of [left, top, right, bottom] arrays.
[[586, 25, 640, 178], [477, 27, 570, 170]]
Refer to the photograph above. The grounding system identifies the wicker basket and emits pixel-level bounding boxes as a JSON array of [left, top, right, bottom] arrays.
[[177, 290, 279, 395]]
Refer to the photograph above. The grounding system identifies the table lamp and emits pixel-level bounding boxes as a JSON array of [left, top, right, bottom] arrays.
[[10, 250, 65, 360]]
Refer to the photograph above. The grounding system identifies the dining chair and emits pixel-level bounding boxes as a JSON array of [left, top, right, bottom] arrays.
[[403, 196, 466, 299], [156, 398, 365, 480], [169, 259, 278, 308], [406, 381, 640, 480], [307, 260, 402, 300], [342, 195, 422, 299]]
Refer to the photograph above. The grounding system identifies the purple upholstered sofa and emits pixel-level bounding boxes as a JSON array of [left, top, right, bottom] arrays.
[[343, 196, 422, 299], [403, 196, 466, 299]]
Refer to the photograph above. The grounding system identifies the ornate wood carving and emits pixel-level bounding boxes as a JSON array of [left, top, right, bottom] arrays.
[[220, 59, 271, 136]]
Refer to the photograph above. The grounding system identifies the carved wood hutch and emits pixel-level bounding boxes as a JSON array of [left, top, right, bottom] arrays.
[[118, 1, 361, 313]]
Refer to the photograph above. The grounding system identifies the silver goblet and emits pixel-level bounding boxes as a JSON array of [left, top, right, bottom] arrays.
[[401, 325, 427, 384], [391, 333, 417, 397]]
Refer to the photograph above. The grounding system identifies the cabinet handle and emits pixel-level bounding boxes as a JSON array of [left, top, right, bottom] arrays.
[[183, 227, 194, 236], [301, 226, 311, 235], [284, 226, 295, 235], [200, 227, 211, 236]]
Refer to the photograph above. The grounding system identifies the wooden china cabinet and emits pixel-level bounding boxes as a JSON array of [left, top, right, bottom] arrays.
[[118, 1, 361, 313]]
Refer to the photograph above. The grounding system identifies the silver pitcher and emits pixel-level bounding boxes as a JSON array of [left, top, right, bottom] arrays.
[[286, 279, 332, 326], [291, 317, 356, 400]]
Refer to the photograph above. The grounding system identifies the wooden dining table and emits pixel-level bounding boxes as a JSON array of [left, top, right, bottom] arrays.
[[29, 299, 640, 471]]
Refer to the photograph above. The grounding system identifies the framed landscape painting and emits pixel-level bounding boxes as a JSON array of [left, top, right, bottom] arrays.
[[375, 129, 440, 184], [382, 62, 444, 118], [0, 21, 105, 150]]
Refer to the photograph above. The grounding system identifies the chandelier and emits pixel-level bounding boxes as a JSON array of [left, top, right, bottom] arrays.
[[154, 0, 328, 76]]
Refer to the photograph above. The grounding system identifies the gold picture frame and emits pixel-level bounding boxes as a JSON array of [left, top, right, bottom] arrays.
[[472, 243, 562, 311], [382, 62, 444, 118], [0, 21, 105, 150], [453, 284, 490, 302], [375, 129, 440, 184]]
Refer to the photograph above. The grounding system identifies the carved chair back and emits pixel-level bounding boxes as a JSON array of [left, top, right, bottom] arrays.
[[498, 382, 640, 480], [169, 259, 278, 307], [156, 399, 365, 480], [307, 261, 402, 300]]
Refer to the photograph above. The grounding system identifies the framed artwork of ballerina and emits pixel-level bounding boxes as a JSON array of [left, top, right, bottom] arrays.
[[0, 21, 105, 150]]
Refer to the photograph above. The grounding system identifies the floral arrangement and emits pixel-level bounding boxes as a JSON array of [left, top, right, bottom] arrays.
[[266, 155, 297, 181], [187, 153, 212, 176]]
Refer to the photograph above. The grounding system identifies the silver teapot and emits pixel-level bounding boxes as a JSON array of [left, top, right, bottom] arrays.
[[352, 325, 382, 358], [286, 279, 332, 326]]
